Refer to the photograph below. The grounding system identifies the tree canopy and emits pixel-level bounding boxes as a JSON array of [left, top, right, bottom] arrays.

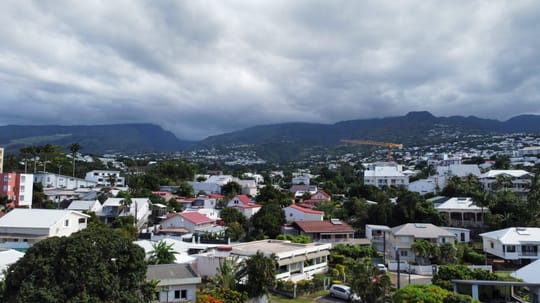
[[3, 226, 153, 303]]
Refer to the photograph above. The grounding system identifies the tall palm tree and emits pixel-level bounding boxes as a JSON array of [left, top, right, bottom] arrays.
[[207, 256, 242, 292], [69, 143, 81, 177], [41, 144, 56, 172], [31, 145, 42, 173]]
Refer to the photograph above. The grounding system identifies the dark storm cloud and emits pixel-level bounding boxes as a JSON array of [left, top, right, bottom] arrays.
[[0, 0, 539, 139]]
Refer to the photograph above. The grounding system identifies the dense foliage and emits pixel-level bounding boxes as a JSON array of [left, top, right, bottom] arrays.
[[3, 226, 153, 303], [393, 284, 480, 303]]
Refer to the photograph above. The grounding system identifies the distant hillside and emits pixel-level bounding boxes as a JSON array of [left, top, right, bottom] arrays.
[[0, 124, 195, 154], [194, 111, 540, 160]]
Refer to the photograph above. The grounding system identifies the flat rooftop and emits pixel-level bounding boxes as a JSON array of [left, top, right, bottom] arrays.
[[232, 240, 329, 254]]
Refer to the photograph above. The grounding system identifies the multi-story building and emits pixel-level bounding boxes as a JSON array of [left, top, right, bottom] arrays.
[[479, 169, 533, 199], [84, 170, 125, 187], [0, 172, 33, 208], [480, 227, 540, 263], [34, 172, 97, 189], [364, 164, 409, 189]]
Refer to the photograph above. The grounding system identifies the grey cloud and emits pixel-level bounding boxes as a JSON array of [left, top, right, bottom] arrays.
[[0, 0, 539, 139]]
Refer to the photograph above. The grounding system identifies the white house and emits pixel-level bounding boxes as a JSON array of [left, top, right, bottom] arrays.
[[372, 223, 457, 264], [480, 227, 540, 262], [292, 175, 311, 185], [67, 200, 103, 213], [435, 197, 487, 228], [99, 197, 151, 228], [146, 263, 201, 303], [364, 165, 409, 188], [34, 172, 97, 190], [0, 209, 89, 248], [284, 204, 324, 222], [479, 169, 533, 199], [226, 195, 262, 219], [196, 240, 332, 282], [442, 226, 471, 243], [162, 212, 215, 234], [512, 259, 540, 283], [408, 178, 438, 195], [84, 170, 125, 187]]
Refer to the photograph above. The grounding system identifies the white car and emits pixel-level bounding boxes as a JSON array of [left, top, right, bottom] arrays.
[[329, 284, 361, 302], [377, 263, 388, 272]]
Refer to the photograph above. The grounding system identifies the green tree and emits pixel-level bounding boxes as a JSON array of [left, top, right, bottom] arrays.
[[225, 222, 245, 241], [238, 251, 276, 299], [3, 226, 153, 302], [249, 202, 285, 239], [19, 146, 34, 174], [411, 239, 437, 265], [221, 181, 242, 199], [393, 284, 480, 303], [176, 181, 194, 198], [69, 142, 81, 177], [220, 207, 247, 227], [148, 241, 178, 264], [437, 243, 457, 265]]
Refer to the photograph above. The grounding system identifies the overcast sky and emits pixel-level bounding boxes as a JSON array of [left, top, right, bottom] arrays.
[[1, 1, 539, 140]]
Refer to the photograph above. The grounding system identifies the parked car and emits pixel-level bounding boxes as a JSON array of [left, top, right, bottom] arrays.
[[329, 284, 361, 302], [377, 263, 388, 272]]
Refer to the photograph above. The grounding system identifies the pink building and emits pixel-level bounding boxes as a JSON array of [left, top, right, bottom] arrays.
[[0, 172, 33, 208]]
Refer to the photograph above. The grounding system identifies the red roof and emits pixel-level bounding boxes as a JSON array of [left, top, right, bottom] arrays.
[[209, 193, 224, 199], [311, 190, 331, 200], [236, 195, 251, 204], [233, 203, 262, 209], [294, 220, 354, 233], [289, 204, 324, 215], [178, 212, 214, 224]]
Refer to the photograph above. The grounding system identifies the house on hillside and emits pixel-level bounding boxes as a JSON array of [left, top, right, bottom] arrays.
[[284, 204, 324, 222], [34, 172, 97, 190], [226, 194, 261, 219], [480, 227, 540, 263], [364, 164, 409, 189], [479, 169, 533, 199], [292, 220, 355, 243], [0, 209, 89, 249], [146, 263, 201, 303], [367, 223, 456, 264], [435, 197, 487, 228], [196, 240, 332, 282], [67, 200, 103, 213], [162, 212, 215, 234], [99, 197, 151, 228], [84, 170, 125, 187]]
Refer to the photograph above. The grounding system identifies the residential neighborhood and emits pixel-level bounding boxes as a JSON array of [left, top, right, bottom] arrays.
[[1, 135, 540, 303]]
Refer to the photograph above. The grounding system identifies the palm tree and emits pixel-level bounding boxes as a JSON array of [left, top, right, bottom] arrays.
[[69, 142, 81, 177], [30, 145, 42, 173], [207, 256, 242, 292], [148, 241, 178, 264], [19, 146, 33, 173], [41, 144, 56, 172]]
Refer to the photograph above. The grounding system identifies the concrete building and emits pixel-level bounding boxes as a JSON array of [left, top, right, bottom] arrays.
[[284, 204, 324, 222], [34, 172, 97, 190], [84, 170, 125, 187], [435, 197, 487, 228], [364, 164, 409, 188], [0, 172, 33, 208]]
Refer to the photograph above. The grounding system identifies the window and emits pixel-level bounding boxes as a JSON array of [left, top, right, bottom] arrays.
[[20, 195, 24, 201], [181, 290, 187, 299], [400, 250, 408, 257], [20, 176, 25, 182], [174, 290, 180, 299], [78, 218, 86, 224], [507, 245, 516, 253], [20, 186, 25, 191], [490, 241, 494, 249], [64, 219, 69, 227]]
